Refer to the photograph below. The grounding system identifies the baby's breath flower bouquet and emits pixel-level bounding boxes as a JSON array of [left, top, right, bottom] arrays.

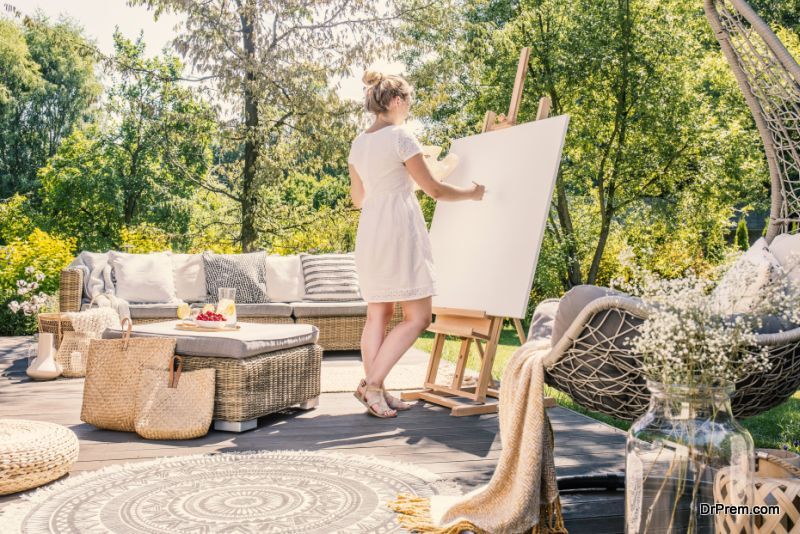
[[615, 257, 800, 388]]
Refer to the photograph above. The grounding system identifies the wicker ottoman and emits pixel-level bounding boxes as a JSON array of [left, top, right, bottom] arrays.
[[104, 321, 322, 433], [0, 419, 79, 495]]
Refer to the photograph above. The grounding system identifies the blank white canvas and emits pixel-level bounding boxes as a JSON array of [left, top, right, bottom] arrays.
[[429, 115, 570, 318]]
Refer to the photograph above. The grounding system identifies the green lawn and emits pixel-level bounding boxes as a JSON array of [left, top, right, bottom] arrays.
[[413, 324, 800, 451]]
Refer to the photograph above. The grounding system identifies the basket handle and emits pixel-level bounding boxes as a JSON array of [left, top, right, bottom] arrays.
[[120, 318, 133, 350], [168, 356, 183, 389]]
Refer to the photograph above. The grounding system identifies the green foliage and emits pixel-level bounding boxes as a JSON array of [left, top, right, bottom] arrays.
[[0, 193, 33, 244], [0, 229, 75, 295], [0, 15, 100, 198], [119, 224, 171, 253], [735, 218, 750, 251], [37, 33, 216, 251]]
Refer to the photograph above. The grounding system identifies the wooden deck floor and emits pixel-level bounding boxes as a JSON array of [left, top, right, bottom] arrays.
[[0, 337, 626, 533]]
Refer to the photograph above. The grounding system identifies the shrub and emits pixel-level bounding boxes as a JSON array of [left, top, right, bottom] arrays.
[[0, 229, 75, 295], [0, 268, 57, 336]]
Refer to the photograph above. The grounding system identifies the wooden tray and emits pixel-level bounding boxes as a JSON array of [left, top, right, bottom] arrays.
[[175, 323, 242, 333]]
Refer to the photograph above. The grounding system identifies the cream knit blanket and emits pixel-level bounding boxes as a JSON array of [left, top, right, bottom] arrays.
[[391, 338, 566, 533]]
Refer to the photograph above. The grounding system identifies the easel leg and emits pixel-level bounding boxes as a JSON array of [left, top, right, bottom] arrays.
[[513, 318, 527, 344], [475, 317, 502, 403], [451, 338, 471, 390]]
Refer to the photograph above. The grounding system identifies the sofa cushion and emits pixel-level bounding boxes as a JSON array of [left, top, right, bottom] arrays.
[[171, 253, 206, 302], [237, 302, 293, 318], [300, 253, 360, 301], [552, 285, 624, 344], [129, 303, 181, 320], [265, 255, 305, 302], [292, 300, 367, 318], [202, 251, 268, 303], [711, 238, 781, 314], [109, 251, 177, 303], [103, 321, 319, 359]]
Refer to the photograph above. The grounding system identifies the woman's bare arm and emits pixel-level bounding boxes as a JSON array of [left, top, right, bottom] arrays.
[[404, 154, 484, 201], [349, 164, 365, 209]]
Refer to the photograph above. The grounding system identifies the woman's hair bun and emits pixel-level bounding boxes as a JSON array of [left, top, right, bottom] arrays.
[[362, 70, 384, 87]]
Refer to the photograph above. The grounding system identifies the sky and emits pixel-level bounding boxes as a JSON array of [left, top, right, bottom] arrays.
[[17, 0, 405, 103]]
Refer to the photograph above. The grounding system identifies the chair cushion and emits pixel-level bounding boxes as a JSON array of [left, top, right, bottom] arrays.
[[265, 255, 305, 302], [552, 285, 624, 344], [768, 233, 800, 286], [171, 253, 206, 302], [528, 299, 559, 342], [292, 300, 367, 318], [109, 251, 177, 303], [300, 253, 361, 301], [103, 321, 318, 359], [129, 303, 181, 320], [711, 238, 781, 314], [202, 251, 268, 304]]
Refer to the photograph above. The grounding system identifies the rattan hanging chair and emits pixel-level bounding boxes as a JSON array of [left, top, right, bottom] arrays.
[[542, 0, 800, 422]]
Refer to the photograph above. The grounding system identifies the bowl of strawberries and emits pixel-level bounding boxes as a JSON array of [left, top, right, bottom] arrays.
[[194, 310, 228, 329]]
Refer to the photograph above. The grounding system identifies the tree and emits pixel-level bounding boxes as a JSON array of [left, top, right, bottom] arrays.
[[38, 33, 216, 251], [0, 14, 99, 198], [403, 0, 771, 293], [735, 218, 750, 251], [130, 0, 441, 251]]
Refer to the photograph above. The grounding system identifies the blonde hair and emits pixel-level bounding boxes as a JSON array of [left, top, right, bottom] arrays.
[[362, 71, 413, 114]]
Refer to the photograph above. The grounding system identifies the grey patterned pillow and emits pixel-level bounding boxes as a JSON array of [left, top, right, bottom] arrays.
[[202, 252, 269, 303], [300, 253, 361, 301]]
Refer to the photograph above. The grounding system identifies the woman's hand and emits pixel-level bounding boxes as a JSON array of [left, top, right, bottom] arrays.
[[470, 182, 485, 201]]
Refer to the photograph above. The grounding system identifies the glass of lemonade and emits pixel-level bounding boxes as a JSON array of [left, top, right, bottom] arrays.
[[217, 287, 237, 327]]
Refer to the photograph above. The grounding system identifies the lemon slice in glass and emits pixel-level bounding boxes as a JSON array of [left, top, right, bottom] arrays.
[[177, 303, 191, 320], [218, 300, 236, 317]]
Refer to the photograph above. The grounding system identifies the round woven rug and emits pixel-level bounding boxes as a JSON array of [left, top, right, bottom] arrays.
[[5, 450, 453, 534]]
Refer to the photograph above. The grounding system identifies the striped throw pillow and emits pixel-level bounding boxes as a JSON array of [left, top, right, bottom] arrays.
[[300, 253, 361, 301]]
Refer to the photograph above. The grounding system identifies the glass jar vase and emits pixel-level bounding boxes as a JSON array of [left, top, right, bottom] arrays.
[[626, 381, 754, 533]]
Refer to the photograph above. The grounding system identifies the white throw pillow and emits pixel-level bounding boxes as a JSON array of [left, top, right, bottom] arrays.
[[711, 238, 781, 314], [767, 233, 800, 287], [265, 255, 305, 302], [171, 253, 207, 302], [109, 251, 178, 303]]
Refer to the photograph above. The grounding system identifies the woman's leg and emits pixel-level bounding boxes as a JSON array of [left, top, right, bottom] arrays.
[[366, 297, 432, 388], [360, 302, 395, 379]]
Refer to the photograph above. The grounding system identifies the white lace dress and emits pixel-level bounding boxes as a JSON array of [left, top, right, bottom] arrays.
[[348, 125, 437, 302]]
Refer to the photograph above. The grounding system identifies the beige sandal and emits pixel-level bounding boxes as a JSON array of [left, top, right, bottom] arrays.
[[354, 380, 396, 418]]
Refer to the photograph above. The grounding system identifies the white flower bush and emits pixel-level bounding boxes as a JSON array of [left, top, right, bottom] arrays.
[[613, 253, 800, 388], [7, 269, 55, 318]]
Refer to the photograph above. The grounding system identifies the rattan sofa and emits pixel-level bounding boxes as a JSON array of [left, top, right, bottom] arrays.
[[58, 268, 401, 352]]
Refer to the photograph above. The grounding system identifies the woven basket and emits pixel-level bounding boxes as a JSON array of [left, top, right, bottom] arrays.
[[134, 356, 215, 440], [81, 319, 176, 432], [715, 449, 800, 533], [0, 419, 79, 495], [54, 331, 91, 378], [37, 313, 75, 349]]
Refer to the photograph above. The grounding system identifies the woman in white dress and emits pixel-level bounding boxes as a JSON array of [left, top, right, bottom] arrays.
[[349, 71, 485, 418]]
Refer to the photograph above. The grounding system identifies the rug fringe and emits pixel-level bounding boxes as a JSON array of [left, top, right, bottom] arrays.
[[388, 494, 568, 534]]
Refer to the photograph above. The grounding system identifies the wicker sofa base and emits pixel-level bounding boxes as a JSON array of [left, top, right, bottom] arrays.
[[181, 343, 322, 431]]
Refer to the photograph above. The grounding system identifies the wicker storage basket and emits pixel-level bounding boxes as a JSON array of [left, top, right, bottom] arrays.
[[0, 419, 79, 495], [715, 448, 800, 533], [181, 343, 322, 422], [134, 356, 215, 440], [54, 331, 91, 378], [81, 320, 176, 432], [37, 313, 75, 349]]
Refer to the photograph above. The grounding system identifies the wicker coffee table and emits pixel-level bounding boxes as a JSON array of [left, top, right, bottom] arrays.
[[104, 321, 322, 432]]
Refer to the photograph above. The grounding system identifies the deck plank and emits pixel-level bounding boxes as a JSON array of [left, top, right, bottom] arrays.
[[0, 336, 625, 533]]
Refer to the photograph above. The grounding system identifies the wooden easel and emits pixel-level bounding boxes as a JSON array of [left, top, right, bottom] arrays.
[[402, 48, 556, 416]]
